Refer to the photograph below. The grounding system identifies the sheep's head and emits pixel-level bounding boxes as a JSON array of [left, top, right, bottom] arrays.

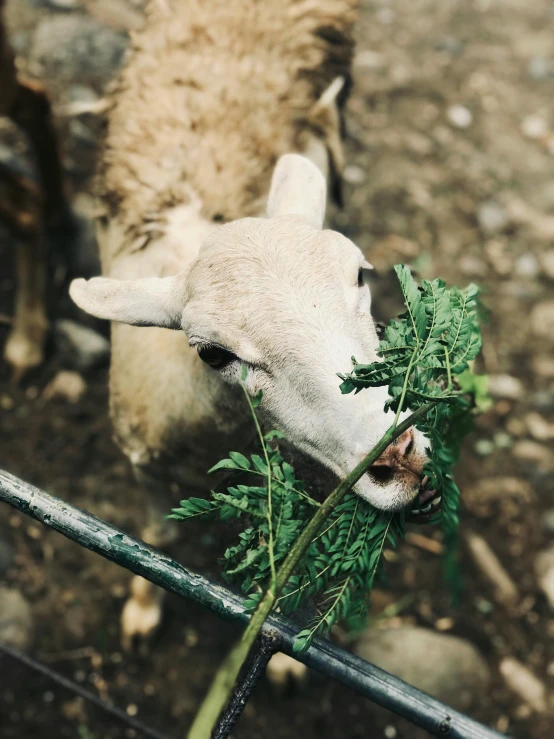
[[70, 155, 431, 513]]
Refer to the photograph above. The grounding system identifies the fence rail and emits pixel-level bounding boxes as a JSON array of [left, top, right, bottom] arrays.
[[0, 469, 506, 739]]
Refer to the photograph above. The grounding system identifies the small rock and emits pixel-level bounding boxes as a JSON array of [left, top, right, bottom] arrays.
[[0, 587, 33, 649], [515, 253, 539, 278], [521, 115, 548, 140], [513, 440, 551, 467], [354, 50, 386, 70], [469, 477, 533, 504], [487, 374, 523, 400], [531, 390, 554, 412], [42, 0, 81, 9], [66, 84, 99, 107], [533, 356, 554, 378], [535, 548, 554, 610], [266, 652, 308, 693], [525, 412, 554, 441], [531, 301, 554, 339], [42, 371, 87, 404], [435, 36, 463, 56], [343, 164, 366, 185], [466, 532, 519, 607], [458, 254, 488, 278], [539, 250, 554, 279], [31, 16, 127, 88], [477, 201, 509, 235], [354, 627, 490, 712], [474, 439, 495, 456], [499, 657, 547, 713], [447, 104, 473, 129], [54, 319, 110, 371], [528, 56, 553, 81]]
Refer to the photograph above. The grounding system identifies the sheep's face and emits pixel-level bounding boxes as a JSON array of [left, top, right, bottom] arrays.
[[70, 155, 431, 513]]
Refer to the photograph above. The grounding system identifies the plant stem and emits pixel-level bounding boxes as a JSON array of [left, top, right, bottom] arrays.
[[241, 384, 277, 589], [187, 401, 435, 739]]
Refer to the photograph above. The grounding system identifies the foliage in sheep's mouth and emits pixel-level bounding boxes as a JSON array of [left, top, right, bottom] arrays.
[[407, 476, 442, 524]]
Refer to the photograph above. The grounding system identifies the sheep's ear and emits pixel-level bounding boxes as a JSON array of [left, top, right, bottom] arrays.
[[69, 275, 183, 329], [267, 154, 326, 228]]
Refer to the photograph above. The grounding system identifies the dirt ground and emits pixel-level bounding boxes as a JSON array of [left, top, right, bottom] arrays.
[[1, 0, 554, 737]]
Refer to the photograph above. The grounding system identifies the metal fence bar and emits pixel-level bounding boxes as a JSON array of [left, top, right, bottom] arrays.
[[0, 469, 506, 739]]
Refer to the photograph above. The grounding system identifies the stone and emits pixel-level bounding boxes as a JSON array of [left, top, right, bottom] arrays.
[[42, 371, 87, 404], [54, 319, 110, 371], [468, 477, 533, 504], [343, 165, 366, 185], [521, 115, 548, 140], [353, 626, 490, 712], [525, 412, 554, 441], [447, 104, 473, 129], [528, 56, 553, 81], [515, 253, 539, 278], [531, 301, 554, 339], [513, 440, 551, 467], [535, 548, 554, 610], [477, 201, 509, 235], [0, 587, 33, 649], [466, 532, 519, 607], [487, 374, 523, 400], [31, 16, 127, 88], [499, 658, 548, 713], [533, 356, 554, 378]]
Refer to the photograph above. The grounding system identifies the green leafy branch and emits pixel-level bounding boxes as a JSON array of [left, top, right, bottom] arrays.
[[176, 264, 487, 738]]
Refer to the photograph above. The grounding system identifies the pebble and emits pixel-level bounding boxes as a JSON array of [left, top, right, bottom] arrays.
[[31, 16, 127, 88], [515, 253, 539, 278], [477, 201, 509, 235], [466, 532, 519, 607], [512, 440, 551, 467], [354, 626, 490, 712], [487, 374, 523, 400], [533, 356, 554, 378], [531, 301, 554, 339], [354, 50, 386, 70], [458, 254, 488, 278], [42, 0, 81, 9], [525, 412, 554, 441], [539, 250, 554, 279], [521, 115, 548, 140], [42, 370, 87, 404], [266, 653, 308, 693], [474, 439, 495, 456], [528, 56, 553, 81], [499, 657, 548, 713], [54, 319, 110, 371], [0, 587, 33, 649], [469, 477, 533, 504], [535, 548, 554, 610], [343, 165, 367, 185], [447, 104, 473, 129]]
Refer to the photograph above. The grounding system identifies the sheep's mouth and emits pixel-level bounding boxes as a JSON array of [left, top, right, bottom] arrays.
[[406, 476, 442, 524]]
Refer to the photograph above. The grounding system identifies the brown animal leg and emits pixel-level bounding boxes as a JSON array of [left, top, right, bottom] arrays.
[[9, 79, 67, 224], [0, 165, 48, 381]]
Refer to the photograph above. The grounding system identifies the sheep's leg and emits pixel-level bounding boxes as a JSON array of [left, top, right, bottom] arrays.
[[10, 78, 67, 225], [121, 467, 181, 652], [0, 166, 48, 381]]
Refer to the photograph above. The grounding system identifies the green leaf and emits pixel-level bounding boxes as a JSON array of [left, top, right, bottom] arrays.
[[228, 452, 251, 470]]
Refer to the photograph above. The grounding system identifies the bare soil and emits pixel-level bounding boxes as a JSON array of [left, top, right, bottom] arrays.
[[1, 1, 553, 738]]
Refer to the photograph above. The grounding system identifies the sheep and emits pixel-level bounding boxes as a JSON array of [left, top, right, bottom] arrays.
[[70, 0, 431, 653], [0, 0, 68, 380]]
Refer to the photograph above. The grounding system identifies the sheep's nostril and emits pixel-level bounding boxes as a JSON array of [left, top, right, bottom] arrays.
[[369, 464, 394, 484]]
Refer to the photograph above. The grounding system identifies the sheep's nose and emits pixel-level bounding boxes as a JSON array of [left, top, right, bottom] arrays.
[[368, 428, 420, 482]]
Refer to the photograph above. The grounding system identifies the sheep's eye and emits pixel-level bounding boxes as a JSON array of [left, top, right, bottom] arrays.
[[197, 345, 237, 370]]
